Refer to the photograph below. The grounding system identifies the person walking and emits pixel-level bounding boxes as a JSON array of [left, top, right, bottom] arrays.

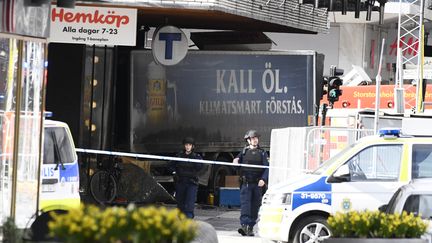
[[233, 130, 269, 236], [171, 137, 203, 218]]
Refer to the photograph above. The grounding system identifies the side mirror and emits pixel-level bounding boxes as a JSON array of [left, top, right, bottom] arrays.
[[378, 204, 388, 212], [328, 164, 350, 183]]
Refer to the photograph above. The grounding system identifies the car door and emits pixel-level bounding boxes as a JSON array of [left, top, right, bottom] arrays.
[[330, 143, 406, 213], [401, 194, 432, 242]]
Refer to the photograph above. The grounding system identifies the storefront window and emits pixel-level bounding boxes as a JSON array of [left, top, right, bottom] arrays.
[[0, 37, 19, 224], [15, 40, 45, 227], [0, 35, 46, 227]]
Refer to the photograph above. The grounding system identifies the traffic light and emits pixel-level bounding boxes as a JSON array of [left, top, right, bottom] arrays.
[[328, 77, 343, 104], [327, 66, 344, 104]]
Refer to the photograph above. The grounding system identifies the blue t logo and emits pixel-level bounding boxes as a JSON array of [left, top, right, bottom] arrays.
[[159, 33, 182, 60]]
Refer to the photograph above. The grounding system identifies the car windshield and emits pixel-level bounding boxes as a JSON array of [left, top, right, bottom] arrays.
[[312, 142, 357, 175], [44, 127, 75, 164], [386, 187, 403, 213]]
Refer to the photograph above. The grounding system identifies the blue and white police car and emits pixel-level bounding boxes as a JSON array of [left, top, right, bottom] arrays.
[[40, 120, 81, 211], [258, 118, 432, 243]]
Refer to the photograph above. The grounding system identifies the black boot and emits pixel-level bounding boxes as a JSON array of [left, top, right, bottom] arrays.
[[246, 225, 255, 236], [238, 225, 248, 236]]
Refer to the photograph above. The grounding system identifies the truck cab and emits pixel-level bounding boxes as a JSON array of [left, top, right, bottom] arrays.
[[258, 118, 432, 243]]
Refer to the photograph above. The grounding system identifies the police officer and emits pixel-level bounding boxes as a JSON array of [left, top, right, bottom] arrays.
[[171, 137, 203, 218], [233, 130, 269, 236]]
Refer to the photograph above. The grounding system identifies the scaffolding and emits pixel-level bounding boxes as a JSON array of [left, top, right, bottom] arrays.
[[396, 0, 426, 113]]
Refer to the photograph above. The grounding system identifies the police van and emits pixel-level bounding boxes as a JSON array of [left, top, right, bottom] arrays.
[[25, 120, 81, 241], [39, 120, 80, 211], [258, 118, 432, 243]]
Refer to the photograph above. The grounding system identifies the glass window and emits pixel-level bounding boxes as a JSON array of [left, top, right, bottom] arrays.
[[15, 40, 45, 228], [313, 142, 357, 175], [0, 37, 19, 226], [403, 194, 432, 219], [412, 144, 432, 178], [43, 127, 75, 164], [347, 144, 402, 181]]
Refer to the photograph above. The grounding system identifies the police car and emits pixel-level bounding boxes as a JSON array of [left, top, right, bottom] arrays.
[[380, 178, 432, 243], [26, 120, 81, 241], [40, 120, 81, 211], [258, 118, 432, 243]]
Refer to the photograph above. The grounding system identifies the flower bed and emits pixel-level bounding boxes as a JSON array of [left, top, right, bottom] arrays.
[[48, 204, 197, 243], [327, 210, 428, 239]]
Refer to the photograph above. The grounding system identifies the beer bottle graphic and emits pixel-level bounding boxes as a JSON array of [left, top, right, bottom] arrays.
[[147, 61, 167, 126]]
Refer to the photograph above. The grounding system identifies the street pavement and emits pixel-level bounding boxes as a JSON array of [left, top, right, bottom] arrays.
[[194, 205, 263, 243]]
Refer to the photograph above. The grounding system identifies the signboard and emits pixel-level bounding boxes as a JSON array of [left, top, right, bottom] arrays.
[[403, 69, 432, 79], [130, 51, 316, 152], [331, 85, 432, 109], [403, 57, 432, 79], [49, 6, 137, 46], [152, 26, 188, 66]]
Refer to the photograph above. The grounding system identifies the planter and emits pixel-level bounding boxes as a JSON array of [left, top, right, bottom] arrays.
[[324, 238, 427, 243]]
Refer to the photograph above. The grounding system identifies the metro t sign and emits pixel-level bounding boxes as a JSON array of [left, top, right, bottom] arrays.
[[152, 26, 188, 66]]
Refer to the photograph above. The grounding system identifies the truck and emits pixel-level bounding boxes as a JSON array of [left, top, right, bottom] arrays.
[[128, 50, 324, 197], [45, 45, 325, 202]]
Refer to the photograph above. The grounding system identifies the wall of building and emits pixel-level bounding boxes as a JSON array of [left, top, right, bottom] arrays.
[[266, 26, 340, 76]]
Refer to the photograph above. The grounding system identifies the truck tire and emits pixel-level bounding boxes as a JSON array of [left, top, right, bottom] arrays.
[[209, 164, 232, 205], [292, 216, 331, 243], [211, 165, 231, 190]]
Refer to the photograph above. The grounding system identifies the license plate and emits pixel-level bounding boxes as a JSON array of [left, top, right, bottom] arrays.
[[42, 184, 55, 192]]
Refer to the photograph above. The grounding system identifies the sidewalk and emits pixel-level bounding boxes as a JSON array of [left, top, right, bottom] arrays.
[[217, 230, 262, 243]]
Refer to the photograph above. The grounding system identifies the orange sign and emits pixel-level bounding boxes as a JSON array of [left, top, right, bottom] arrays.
[[330, 85, 432, 109]]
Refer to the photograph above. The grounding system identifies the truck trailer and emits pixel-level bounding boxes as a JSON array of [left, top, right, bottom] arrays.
[[130, 50, 324, 193], [46, 46, 324, 202]]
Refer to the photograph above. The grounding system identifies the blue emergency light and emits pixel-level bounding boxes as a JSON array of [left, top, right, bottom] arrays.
[[379, 128, 401, 137], [44, 111, 53, 118]]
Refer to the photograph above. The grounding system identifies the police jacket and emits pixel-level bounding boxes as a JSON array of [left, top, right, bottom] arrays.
[[172, 151, 203, 178], [236, 146, 269, 182]]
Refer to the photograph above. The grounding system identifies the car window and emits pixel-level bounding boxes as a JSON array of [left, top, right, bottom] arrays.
[[412, 144, 432, 178], [313, 143, 357, 175], [346, 144, 402, 181], [43, 127, 75, 164], [403, 194, 432, 219]]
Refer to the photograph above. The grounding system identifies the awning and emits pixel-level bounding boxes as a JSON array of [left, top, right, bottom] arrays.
[[80, 0, 329, 34]]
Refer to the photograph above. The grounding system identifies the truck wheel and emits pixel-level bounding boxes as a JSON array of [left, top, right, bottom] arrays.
[[210, 165, 232, 204], [212, 165, 230, 190], [293, 216, 331, 243]]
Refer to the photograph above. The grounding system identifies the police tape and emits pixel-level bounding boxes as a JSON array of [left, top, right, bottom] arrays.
[[76, 148, 311, 172]]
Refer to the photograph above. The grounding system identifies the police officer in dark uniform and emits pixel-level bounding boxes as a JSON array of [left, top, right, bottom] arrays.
[[170, 137, 203, 218], [233, 130, 269, 236]]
